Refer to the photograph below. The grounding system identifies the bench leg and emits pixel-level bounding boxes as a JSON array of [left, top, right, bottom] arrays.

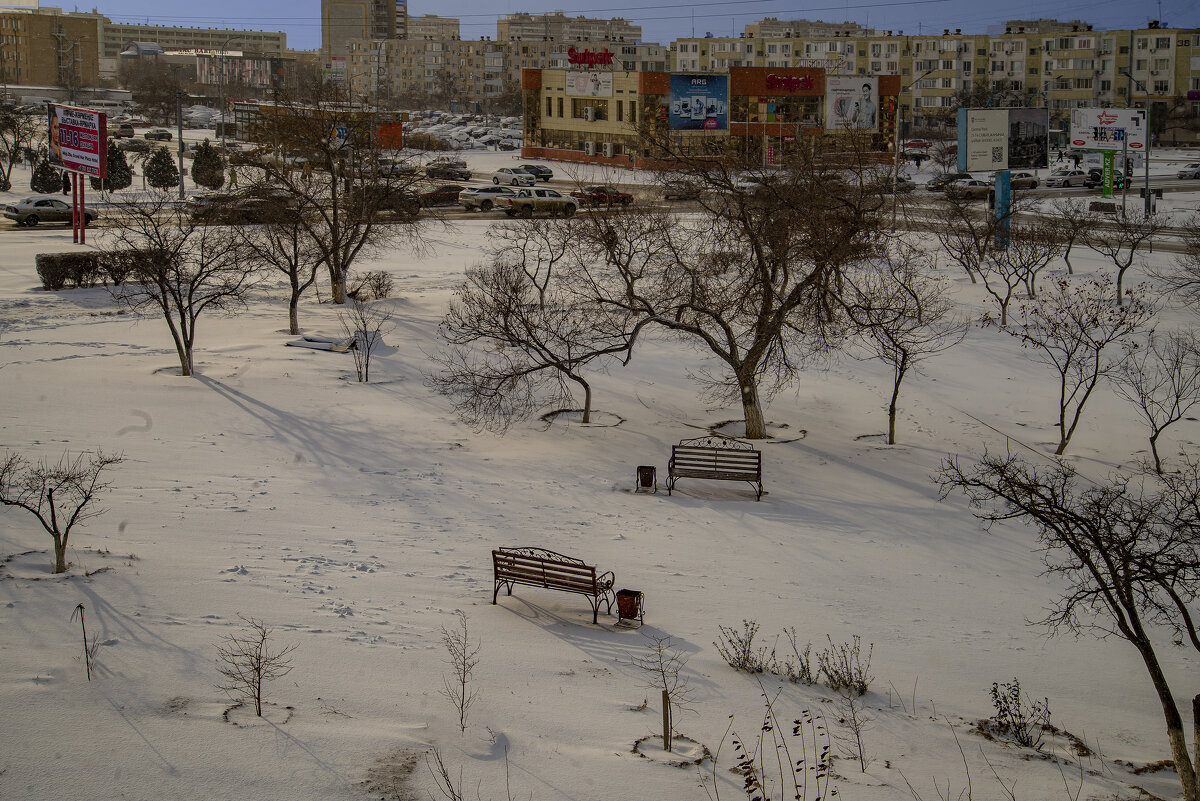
[[492, 579, 512, 605]]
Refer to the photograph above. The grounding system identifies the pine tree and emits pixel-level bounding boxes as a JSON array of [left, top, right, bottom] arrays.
[[143, 147, 179, 190], [30, 159, 61, 194], [90, 145, 133, 192], [190, 139, 225, 190]]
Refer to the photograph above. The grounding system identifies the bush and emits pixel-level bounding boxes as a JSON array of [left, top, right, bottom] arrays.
[[36, 252, 101, 290], [90, 146, 132, 192], [715, 620, 772, 673], [717, 622, 872, 695], [817, 634, 874, 696], [190, 139, 225, 190], [144, 147, 179, 190], [349, 270, 394, 301], [30, 159, 61, 194], [989, 678, 1051, 749]]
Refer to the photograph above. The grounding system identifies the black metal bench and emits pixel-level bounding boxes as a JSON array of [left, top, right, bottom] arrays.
[[492, 547, 615, 624], [667, 435, 763, 500]]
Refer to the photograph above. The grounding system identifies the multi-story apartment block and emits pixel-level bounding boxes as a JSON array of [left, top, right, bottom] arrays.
[[408, 15, 460, 41], [0, 8, 100, 91], [497, 12, 641, 44], [322, 0, 396, 74], [746, 18, 874, 39], [99, 22, 286, 58]]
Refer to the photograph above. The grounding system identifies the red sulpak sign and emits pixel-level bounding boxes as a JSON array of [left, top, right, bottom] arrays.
[[765, 73, 814, 91], [48, 104, 108, 177], [567, 47, 614, 68]]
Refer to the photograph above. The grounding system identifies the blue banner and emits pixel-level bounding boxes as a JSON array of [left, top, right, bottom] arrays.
[[669, 74, 728, 131]]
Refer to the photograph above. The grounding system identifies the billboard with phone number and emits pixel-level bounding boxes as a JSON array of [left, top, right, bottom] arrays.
[[669, 74, 728, 131], [48, 104, 107, 177]]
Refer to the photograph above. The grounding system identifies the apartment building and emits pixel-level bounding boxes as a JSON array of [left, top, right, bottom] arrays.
[[408, 15, 460, 41], [0, 8, 100, 90], [746, 18, 875, 39], [100, 22, 286, 59], [497, 12, 641, 44], [323, 0, 397, 74]]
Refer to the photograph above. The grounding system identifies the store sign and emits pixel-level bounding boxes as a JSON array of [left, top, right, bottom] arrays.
[[47, 105, 107, 177], [765, 73, 814, 92], [825, 76, 878, 132], [567, 48, 614, 68]]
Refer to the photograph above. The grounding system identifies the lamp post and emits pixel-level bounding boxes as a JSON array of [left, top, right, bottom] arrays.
[[892, 69, 934, 226], [216, 36, 240, 149], [1118, 67, 1154, 217]]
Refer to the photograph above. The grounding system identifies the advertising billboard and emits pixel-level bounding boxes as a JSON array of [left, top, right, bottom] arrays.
[[668, 74, 728, 131], [1007, 108, 1049, 169], [47, 105, 107, 177], [825, 76, 878, 132], [958, 108, 1008, 172], [1069, 107, 1148, 150], [565, 71, 613, 97]]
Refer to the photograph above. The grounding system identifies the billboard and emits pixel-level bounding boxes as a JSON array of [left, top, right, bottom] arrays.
[[668, 74, 728, 131], [825, 76, 878, 131], [565, 71, 612, 97], [956, 108, 1048, 171], [48, 105, 107, 177], [1069, 107, 1148, 151], [1007, 108, 1049, 169]]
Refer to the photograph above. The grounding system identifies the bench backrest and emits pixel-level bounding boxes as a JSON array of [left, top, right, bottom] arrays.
[[671, 444, 761, 477], [493, 548, 599, 593]]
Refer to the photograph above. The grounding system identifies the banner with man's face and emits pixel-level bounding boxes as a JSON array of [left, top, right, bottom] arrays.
[[48, 104, 107, 177], [825, 76, 878, 132]]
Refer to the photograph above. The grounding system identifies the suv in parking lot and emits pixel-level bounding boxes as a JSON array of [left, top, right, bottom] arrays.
[[114, 123, 135, 138]]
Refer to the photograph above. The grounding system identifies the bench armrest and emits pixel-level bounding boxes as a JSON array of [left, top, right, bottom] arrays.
[[597, 570, 615, 591]]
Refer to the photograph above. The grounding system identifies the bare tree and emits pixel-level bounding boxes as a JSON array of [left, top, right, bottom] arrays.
[[488, 217, 573, 310], [1007, 277, 1152, 455], [103, 191, 259, 376], [0, 107, 42, 191], [1113, 330, 1200, 474], [931, 191, 1004, 284], [0, 449, 124, 573], [619, 633, 695, 753], [430, 256, 637, 431], [439, 610, 480, 734], [1151, 214, 1200, 312], [215, 615, 297, 717], [235, 206, 322, 336], [847, 246, 966, 444], [1086, 212, 1167, 306], [338, 295, 393, 383], [938, 452, 1200, 801], [1048, 199, 1095, 275]]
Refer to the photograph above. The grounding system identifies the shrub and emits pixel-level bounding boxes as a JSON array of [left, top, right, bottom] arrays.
[[715, 620, 773, 673], [817, 634, 874, 696], [989, 678, 1050, 749], [30, 159, 61, 194], [144, 147, 179, 190], [190, 139, 225, 190], [36, 252, 101, 290]]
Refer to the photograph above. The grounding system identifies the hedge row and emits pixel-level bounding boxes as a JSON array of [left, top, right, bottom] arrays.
[[35, 251, 136, 291]]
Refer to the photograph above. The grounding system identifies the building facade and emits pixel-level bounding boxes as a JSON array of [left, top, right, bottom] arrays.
[[100, 22, 286, 59], [497, 13, 641, 44], [0, 9, 100, 92]]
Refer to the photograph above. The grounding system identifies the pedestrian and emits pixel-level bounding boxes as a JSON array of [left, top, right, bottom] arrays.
[[1072, 153, 1081, 168], [61, 171, 70, 195], [228, 166, 238, 189]]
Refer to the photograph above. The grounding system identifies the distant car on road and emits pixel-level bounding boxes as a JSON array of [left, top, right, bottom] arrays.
[[1083, 171, 1128, 190], [5, 196, 97, 226], [418, 184, 465, 207], [570, 185, 633, 206], [143, 128, 172, 141], [458, 185, 515, 211], [114, 122, 135, 138], [1046, 169, 1087, 187], [516, 164, 553, 182], [1009, 172, 1039, 190], [925, 172, 973, 191], [492, 167, 535, 186], [502, 187, 579, 217], [1177, 162, 1200, 179], [903, 139, 931, 150], [426, 163, 471, 181], [944, 179, 992, 200]]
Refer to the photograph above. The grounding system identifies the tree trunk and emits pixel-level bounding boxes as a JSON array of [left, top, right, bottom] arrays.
[[740, 376, 767, 439], [328, 263, 346, 304], [888, 358, 909, 445], [1150, 430, 1164, 475], [1139, 640, 1198, 801], [53, 533, 67, 574], [288, 296, 300, 336]]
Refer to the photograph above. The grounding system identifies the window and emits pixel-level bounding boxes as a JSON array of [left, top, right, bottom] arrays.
[[1155, 37, 1171, 49], [1135, 38, 1148, 50], [871, 43, 881, 56], [557, 97, 563, 117], [941, 77, 953, 88], [1100, 79, 1111, 91], [1153, 79, 1169, 93], [870, 61, 881, 71], [1135, 59, 1147, 70], [941, 59, 954, 69], [629, 100, 636, 123], [546, 97, 552, 116], [1074, 77, 1092, 89], [1154, 58, 1170, 71], [992, 60, 1005, 71]]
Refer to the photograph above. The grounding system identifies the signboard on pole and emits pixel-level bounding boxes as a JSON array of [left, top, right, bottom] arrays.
[[48, 105, 107, 177], [1069, 108, 1147, 150], [825, 76, 878, 132], [668, 74, 728, 130], [957, 108, 1008, 172]]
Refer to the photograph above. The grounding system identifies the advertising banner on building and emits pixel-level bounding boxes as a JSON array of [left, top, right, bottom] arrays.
[[1007, 108, 1049, 169], [47, 105, 107, 177], [668, 74, 728, 131], [957, 108, 1008, 172], [565, 71, 613, 97], [1069, 107, 1147, 150], [825, 76, 878, 132]]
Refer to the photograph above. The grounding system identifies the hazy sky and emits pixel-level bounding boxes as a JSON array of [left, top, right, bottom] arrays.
[[98, 0, 1199, 52]]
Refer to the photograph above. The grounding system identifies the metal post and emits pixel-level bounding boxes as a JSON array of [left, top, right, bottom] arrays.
[[79, 176, 85, 245], [177, 90, 185, 200], [71, 172, 78, 244], [1143, 96, 1152, 217], [1121, 137, 1129, 215]]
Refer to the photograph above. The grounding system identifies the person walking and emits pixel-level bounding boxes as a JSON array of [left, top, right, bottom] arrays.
[[61, 171, 70, 195], [228, 166, 238, 189]]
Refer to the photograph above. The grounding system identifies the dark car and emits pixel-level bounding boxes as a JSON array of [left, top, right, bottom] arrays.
[[190, 188, 300, 224], [143, 128, 172, 141], [517, 164, 553, 182], [114, 122, 136, 138], [570, 185, 634, 206], [426, 163, 471, 181], [925, 172, 973, 191], [418, 184, 465, 207], [663, 179, 705, 201], [1082, 170, 1127, 190]]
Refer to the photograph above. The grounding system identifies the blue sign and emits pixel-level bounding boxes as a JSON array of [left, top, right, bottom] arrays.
[[669, 74, 728, 131]]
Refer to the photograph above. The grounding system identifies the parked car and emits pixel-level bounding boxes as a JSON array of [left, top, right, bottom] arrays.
[[190, 188, 300, 224], [5, 196, 97, 226], [143, 128, 172, 141], [516, 164, 553, 182], [502, 187, 579, 217], [663, 179, 706, 201], [570, 185, 634, 206], [114, 122, 135, 138], [1046, 169, 1087, 187], [944, 179, 992, 200], [903, 139, 931, 150], [426, 163, 471, 181], [879, 175, 917, 193], [1083, 172, 1128, 190], [925, 172, 973, 191], [418, 184, 465, 207], [492, 167, 535, 186], [458, 185, 515, 211], [1009, 172, 1039, 190], [1177, 162, 1200, 179]]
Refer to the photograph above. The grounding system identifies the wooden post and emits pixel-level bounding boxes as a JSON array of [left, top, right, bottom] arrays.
[[662, 689, 672, 753]]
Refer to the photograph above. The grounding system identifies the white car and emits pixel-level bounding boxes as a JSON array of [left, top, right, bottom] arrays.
[[458, 185, 515, 212], [1177, 163, 1200, 179], [492, 168, 536, 187], [1046, 169, 1087, 188]]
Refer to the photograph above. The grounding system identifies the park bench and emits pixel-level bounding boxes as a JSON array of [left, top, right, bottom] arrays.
[[667, 434, 763, 500], [492, 547, 615, 624]]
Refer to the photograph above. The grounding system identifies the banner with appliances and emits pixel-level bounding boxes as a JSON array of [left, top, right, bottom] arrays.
[[668, 74, 728, 131], [47, 104, 107, 177]]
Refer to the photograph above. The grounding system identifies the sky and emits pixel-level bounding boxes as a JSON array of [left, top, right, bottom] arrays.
[[94, 0, 1200, 53]]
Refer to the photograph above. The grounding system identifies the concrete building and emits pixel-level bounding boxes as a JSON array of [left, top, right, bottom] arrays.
[[407, 15, 460, 41], [746, 18, 875, 38], [0, 8, 100, 93], [99, 22, 286, 59], [322, 0, 396, 75], [497, 12, 641, 44]]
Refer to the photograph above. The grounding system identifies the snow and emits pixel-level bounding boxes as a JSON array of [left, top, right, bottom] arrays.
[[1, 148, 1199, 801]]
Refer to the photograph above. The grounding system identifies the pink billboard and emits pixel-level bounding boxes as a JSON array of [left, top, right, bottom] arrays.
[[48, 104, 107, 177]]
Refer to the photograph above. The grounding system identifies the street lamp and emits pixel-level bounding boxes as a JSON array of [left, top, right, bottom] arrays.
[[1118, 67, 1153, 217], [216, 36, 241, 149]]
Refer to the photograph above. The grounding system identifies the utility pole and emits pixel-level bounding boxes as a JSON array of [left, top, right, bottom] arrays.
[[177, 90, 185, 199]]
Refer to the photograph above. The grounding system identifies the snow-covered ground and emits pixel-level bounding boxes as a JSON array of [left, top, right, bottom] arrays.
[[1, 148, 1199, 801]]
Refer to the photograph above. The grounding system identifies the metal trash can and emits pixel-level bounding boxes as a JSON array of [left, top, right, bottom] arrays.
[[635, 465, 657, 493], [616, 589, 644, 625]]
